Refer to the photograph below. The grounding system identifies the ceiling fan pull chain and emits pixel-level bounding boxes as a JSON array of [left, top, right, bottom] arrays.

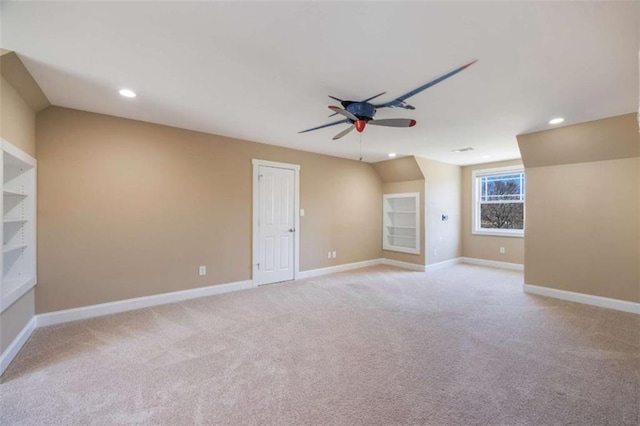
[[359, 132, 363, 162]]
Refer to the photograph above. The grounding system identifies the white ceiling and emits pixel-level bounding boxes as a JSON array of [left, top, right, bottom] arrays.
[[1, 1, 638, 165]]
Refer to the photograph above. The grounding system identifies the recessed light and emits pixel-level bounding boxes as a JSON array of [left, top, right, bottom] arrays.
[[549, 117, 564, 125], [119, 89, 136, 98], [388, 153, 397, 158]]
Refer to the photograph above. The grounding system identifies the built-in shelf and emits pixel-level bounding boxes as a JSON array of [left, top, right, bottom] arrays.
[[0, 276, 36, 313], [383, 192, 420, 255], [1, 138, 37, 314], [3, 219, 27, 224], [3, 189, 27, 198], [3, 244, 27, 254]]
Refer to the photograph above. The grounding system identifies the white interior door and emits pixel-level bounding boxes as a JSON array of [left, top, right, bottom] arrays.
[[256, 165, 295, 285]]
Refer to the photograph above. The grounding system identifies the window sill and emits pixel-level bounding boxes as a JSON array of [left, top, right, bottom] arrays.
[[472, 230, 524, 238]]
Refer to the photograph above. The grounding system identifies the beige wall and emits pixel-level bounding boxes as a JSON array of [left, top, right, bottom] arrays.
[[461, 159, 525, 264], [518, 113, 638, 168], [416, 157, 462, 264], [381, 180, 425, 266], [0, 51, 49, 114], [0, 76, 37, 354], [36, 107, 383, 313], [524, 158, 639, 302], [372, 157, 424, 183], [518, 114, 639, 303], [1, 76, 36, 158]]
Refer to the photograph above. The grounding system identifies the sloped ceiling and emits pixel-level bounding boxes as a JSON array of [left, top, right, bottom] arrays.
[[1, 2, 637, 164]]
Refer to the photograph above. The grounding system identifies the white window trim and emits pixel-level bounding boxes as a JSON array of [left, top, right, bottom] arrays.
[[471, 165, 524, 238]]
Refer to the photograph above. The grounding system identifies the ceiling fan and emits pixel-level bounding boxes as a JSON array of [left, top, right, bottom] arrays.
[[299, 60, 477, 140]]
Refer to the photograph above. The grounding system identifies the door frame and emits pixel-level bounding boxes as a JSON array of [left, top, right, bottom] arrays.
[[252, 159, 300, 285]]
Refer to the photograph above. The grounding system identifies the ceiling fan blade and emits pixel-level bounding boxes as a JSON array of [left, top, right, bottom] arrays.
[[299, 118, 351, 134], [328, 106, 358, 121], [332, 125, 355, 140], [328, 95, 344, 103], [328, 112, 338, 118], [361, 91, 386, 103], [368, 118, 417, 128], [374, 60, 477, 109]]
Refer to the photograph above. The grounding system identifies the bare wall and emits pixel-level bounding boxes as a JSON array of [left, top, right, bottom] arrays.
[[416, 157, 462, 265], [524, 158, 639, 302], [518, 113, 638, 168], [461, 159, 525, 264], [518, 114, 639, 303], [36, 107, 382, 313], [1, 75, 35, 158], [372, 157, 424, 183]]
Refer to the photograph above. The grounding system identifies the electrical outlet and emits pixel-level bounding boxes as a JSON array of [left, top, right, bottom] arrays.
[[499, 247, 505, 254], [327, 251, 332, 259], [199, 266, 206, 276], [332, 251, 337, 258]]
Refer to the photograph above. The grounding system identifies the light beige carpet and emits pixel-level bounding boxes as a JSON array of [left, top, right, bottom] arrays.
[[1, 264, 638, 425]]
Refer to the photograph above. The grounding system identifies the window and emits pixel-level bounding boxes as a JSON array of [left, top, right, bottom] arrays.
[[472, 165, 525, 237]]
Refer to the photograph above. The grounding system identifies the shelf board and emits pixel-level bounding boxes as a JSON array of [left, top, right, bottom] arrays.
[[388, 235, 416, 239], [1, 276, 30, 293], [3, 219, 27, 224], [3, 190, 27, 198], [387, 211, 416, 214], [386, 225, 415, 229], [388, 243, 416, 249], [1, 276, 36, 313], [3, 244, 27, 254]]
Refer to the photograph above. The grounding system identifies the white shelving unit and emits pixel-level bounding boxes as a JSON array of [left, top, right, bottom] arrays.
[[1, 138, 37, 313], [383, 192, 420, 255]]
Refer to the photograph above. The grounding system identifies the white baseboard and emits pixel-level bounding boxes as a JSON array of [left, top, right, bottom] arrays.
[[0, 316, 36, 376], [297, 259, 382, 280], [524, 284, 640, 314], [459, 257, 524, 271], [380, 258, 425, 271], [299, 256, 466, 276], [37, 280, 256, 327], [425, 257, 463, 271], [35, 256, 427, 329]]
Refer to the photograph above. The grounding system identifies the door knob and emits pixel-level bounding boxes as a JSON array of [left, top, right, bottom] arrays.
[[289, 228, 295, 232]]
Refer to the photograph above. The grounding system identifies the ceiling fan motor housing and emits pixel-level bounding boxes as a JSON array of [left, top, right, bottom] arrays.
[[347, 102, 376, 121]]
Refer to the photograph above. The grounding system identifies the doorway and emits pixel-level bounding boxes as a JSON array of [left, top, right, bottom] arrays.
[[252, 159, 300, 286]]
